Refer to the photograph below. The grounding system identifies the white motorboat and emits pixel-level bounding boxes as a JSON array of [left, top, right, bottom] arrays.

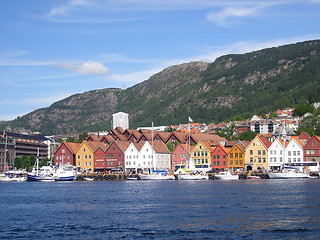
[[177, 173, 209, 180], [268, 171, 310, 179], [53, 164, 75, 181], [139, 173, 175, 180], [214, 171, 239, 180], [0, 172, 27, 182], [268, 167, 310, 179]]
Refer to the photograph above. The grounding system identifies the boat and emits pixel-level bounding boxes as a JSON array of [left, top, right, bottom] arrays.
[[0, 172, 27, 182], [83, 177, 95, 181], [139, 173, 175, 180], [177, 173, 209, 180], [139, 170, 175, 180], [268, 167, 310, 179], [27, 149, 56, 182], [247, 175, 261, 179], [214, 171, 239, 180], [53, 164, 76, 181], [175, 158, 209, 180], [27, 165, 56, 182]]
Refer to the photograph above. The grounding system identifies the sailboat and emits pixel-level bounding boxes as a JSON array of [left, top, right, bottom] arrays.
[[175, 117, 208, 180], [27, 148, 55, 182], [175, 158, 209, 180]]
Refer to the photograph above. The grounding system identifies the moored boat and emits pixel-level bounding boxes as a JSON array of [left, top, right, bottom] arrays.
[[214, 171, 239, 180], [268, 167, 310, 179], [139, 173, 175, 180], [177, 173, 209, 180], [53, 164, 76, 181]]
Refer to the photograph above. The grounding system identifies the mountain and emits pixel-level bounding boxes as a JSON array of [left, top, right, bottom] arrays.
[[2, 40, 320, 135]]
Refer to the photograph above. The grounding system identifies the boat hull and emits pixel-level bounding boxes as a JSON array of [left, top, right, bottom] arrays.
[[139, 174, 175, 180], [215, 172, 239, 180], [268, 172, 309, 179], [177, 174, 208, 180], [215, 175, 239, 180], [27, 174, 55, 182]]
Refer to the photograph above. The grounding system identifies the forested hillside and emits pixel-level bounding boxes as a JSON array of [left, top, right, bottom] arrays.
[[1, 40, 320, 135]]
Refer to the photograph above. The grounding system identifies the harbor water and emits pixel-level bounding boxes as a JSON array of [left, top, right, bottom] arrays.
[[0, 179, 320, 239]]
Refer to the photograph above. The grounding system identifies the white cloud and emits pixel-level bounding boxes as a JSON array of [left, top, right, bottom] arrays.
[[56, 61, 109, 75], [48, 0, 92, 16]]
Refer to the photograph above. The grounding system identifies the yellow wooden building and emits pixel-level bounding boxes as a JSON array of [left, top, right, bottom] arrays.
[[75, 141, 106, 172], [228, 144, 246, 172], [190, 141, 214, 166], [244, 135, 271, 171]]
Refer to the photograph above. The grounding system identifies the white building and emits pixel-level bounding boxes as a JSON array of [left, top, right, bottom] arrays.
[[124, 142, 141, 172], [112, 112, 129, 130], [285, 137, 304, 165], [268, 139, 285, 171]]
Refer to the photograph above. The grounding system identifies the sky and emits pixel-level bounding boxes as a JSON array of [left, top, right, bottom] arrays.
[[1, 0, 320, 121]]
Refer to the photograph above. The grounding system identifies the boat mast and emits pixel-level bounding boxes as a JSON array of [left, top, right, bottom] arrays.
[[3, 130, 7, 172], [151, 121, 154, 172], [36, 147, 39, 176]]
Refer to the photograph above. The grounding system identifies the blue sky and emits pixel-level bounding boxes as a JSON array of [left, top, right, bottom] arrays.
[[1, 0, 320, 121]]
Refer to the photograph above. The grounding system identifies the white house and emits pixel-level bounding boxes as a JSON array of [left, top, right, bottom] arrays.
[[268, 139, 285, 171], [139, 141, 155, 173], [152, 141, 171, 170], [124, 142, 141, 172], [285, 137, 304, 165]]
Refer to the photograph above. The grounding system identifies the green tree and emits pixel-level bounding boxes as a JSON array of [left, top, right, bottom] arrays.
[[269, 112, 277, 119], [77, 133, 88, 143], [166, 142, 175, 152], [297, 115, 320, 136], [216, 125, 235, 140], [66, 137, 76, 142], [293, 104, 315, 116], [237, 130, 257, 141]]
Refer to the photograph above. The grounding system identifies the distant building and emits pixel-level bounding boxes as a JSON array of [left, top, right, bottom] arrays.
[[112, 112, 129, 130]]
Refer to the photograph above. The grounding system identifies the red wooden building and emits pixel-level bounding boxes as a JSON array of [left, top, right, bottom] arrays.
[[211, 145, 230, 171], [105, 141, 130, 171], [54, 142, 80, 166]]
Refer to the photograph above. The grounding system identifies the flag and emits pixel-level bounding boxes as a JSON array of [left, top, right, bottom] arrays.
[[188, 116, 193, 123]]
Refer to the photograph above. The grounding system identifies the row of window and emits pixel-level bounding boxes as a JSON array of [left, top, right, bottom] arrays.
[[229, 153, 243, 158], [229, 160, 243, 165], [212, 161, 227, 166], [249, 150, 266, 155], [249, 157, 267, 163], [194, 159, 209, 164], [193, 151, 208, 157], [212, 155, 226, 159]]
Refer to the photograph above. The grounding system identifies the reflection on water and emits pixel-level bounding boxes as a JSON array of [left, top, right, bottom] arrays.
[[0, 179, 319, 239]]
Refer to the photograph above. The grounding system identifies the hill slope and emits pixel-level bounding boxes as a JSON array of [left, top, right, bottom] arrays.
[[2, 40, 320, 135]]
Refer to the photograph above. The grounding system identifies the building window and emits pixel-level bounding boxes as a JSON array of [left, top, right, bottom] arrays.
[[62, 149, 65, 153], [250, 150, 253, 155]]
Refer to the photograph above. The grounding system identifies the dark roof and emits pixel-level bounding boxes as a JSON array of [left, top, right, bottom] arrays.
[[6, 132, 49, 142]]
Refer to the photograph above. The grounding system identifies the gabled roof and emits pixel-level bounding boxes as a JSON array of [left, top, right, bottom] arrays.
[[85, 141, 108, 153], [133, 142, 144, 151], [233, 144, 246, 153], [189, 133, 226, 143], [197, 141, 214, 153], [55, 142, 81, 155], [148, 141, 170, 154], [86, 134, 101, 141], [212, 144, 230, 154], [298, 131, 311, 141], [169, 132, 188, 142], [257, 135, 272, 148], [154, 131, 171, 142], [289, 136, 305, 148], [110, 140, 131, 152], [115, 127, 125, 134]]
